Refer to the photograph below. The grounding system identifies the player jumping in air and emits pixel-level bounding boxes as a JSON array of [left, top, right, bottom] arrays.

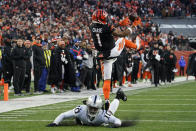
[[89, 9, 140, 110], [47, 88, 134, 128]]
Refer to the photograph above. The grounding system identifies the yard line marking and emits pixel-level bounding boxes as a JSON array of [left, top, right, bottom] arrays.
[[132, 120, 196, 123], [0, 119, 196, 123], [127, 99, 196, 101], [1, 113, 31, 115], [121, 104, 196, 106], [0, 117, 18, 119], [0, 115, 28, 116], [31, 106, 72, 110], [5, 112, 33, 114], [118, 110, 196, 113], [20, 110, 66, 112], [13, 110, 37, 113], [131, 95, 196, 96]]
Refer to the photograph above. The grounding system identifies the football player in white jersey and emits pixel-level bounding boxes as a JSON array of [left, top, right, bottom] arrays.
[[47, 88, 133, 128]]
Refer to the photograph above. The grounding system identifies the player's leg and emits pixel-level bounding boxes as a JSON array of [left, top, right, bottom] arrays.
[[103, 59, 115, 110], [109, 88, 127, 115], [103, 38, 125, 110]]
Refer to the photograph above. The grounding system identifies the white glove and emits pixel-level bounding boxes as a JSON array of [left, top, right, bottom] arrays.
[[61, 54, 68, 64], [83, 54, 89, 60], [61, 57, 68, 64], [155, 54, 160, 61], [76, 56, 83, 60], [172, 68, 178, 73]]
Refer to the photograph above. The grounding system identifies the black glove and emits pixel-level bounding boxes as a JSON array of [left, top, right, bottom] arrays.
[[46, 123, 58, 127]]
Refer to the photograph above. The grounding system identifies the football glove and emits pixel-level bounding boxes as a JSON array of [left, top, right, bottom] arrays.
[[76, 56, 83, 60], [155, 54, 160, 61]]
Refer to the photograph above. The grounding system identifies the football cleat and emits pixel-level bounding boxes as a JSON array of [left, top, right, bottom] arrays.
[[116, 88, 127, 101], [104, 100, 110, 111]]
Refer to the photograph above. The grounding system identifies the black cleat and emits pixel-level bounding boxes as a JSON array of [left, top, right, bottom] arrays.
[[105, 100, 110, 110], [116, 88, 127, 101]]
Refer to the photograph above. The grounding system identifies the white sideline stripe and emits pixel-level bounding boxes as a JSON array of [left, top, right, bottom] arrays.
[[118, 110, 196, 113], [0, 119, 196, 123], [121, 104, 196, 106]]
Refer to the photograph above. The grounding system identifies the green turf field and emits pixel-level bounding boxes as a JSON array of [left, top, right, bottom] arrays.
[[0, 81, 196, 131]]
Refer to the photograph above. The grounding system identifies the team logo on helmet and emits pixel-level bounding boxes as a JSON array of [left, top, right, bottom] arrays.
[[86, 95, 103, 118], [92, 9, 108, 24]]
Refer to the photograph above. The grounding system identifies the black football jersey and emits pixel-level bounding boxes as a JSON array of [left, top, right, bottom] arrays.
[[148, 47, 161, 61], [90, 23, 115, 51]]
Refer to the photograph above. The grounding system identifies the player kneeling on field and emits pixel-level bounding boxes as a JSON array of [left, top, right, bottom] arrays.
[[47, 88, 133, 128]]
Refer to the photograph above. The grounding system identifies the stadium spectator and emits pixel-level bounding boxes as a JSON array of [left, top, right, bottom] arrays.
[[32, 36, 45, 94], [2, 34, 13, 88], [11, 39, 27, 96], [80, 44, 96, 90], [38, 41, 51, 92], [48, 40, 76, 93], [0, 47, 3, 80], [69, 40, 85, 92], [179, 55, 186, 76], [22, 40, 32, 94]]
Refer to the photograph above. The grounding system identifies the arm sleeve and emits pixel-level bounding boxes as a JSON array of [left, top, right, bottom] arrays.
[[124, 39, 137, 49], [108, 115, 122, 128], [141, 53, 146, 65], [53, 109, 76, 125]]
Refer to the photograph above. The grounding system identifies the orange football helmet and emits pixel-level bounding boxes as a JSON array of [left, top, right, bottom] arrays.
[[92, 9, 108, 24], [119, 17, 131, 26]]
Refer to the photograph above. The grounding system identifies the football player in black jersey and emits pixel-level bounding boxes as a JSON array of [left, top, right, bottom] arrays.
[[90, 9, 138, 110]]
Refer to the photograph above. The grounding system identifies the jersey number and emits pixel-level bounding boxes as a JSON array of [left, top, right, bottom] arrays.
[[74, 106, 81, 114], [118, 40, 124, 51], [96, 34, 102, 47]]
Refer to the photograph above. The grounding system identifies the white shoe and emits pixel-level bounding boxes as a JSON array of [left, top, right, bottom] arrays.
[[9, 85, 14, 90], [34, 91, 42, 95], [59, 89, 64, 93], [51, 88, 56, 94], [122, 84, 128, 87], [114, 83, 119, 88]]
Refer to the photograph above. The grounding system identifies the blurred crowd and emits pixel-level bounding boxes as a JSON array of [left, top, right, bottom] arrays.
[[0, 0, 195, 96], [0, 0, 195, 49]]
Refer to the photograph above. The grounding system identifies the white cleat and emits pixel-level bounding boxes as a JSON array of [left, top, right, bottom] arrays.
[[51, 87, 56, 94]]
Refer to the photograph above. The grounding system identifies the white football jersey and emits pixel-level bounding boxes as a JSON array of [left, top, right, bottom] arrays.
[[53, 99, 121, 127], [74, 105, 118, 126]]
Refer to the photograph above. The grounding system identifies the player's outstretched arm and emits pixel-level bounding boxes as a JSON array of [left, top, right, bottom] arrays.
[[47, 110, 75, 127], [112, 28, 130, 38]]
